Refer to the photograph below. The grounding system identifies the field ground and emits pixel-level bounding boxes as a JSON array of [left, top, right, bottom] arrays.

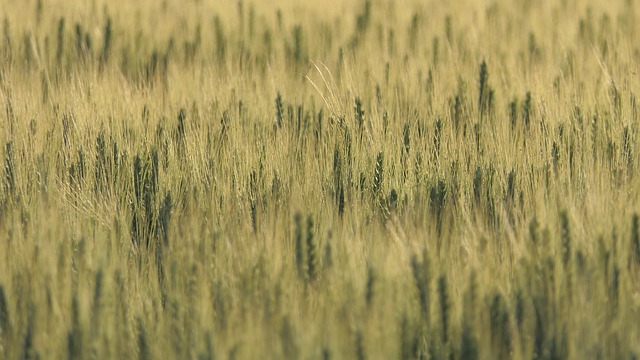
[[0, 0, 640, 359]]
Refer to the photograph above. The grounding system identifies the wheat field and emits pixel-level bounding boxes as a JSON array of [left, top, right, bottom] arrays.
[[0, 0, 639, 359]]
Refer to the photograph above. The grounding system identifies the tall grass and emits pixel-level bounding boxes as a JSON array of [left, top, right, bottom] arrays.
[[0, 0, 639, 358]]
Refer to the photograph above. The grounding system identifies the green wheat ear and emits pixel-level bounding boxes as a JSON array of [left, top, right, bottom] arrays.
[[214, 16, 226, 61], [137, 319, 151, 360], [306, 215, 318, 282], [275, 92, 284, 129], [459, 320, 478, 360], [354, 97, 365, 132], [68, 292, 83, 360], [610, 266, 620, 316], [460, 273, 479, 360], [338, 186, 345, 218], [91, 269, 103, 336], [560, 210, 571, 267], [488, 292, 511, 358], [280, 316, 299, 359], [433, 118, 442, 159], [509, 98, 518, 129], [473, 166, 482, 207], [438, 275, 449, 344], [355, 0, 372, 35], [294, 213, 306, 278], [4, 142, 15, 199], [411, 252, 430, 322], [159, 193, 172, 247], [478, 60, 488, 110], [333, 148, 342, 201], [523, 92, 532, 128], [631, 213, 640, 264], [429, 180, 446, 235], [56, 17, 65, 67], [365, 265, 375, 307], [0, 284, 9, 336], [322, 347, 331, 360], [372, 151, 384, 200], [292, 25, 306, 64], [22, 307, 36, 359], [355, 329, 366, 360], [100, 17, 112, 68]]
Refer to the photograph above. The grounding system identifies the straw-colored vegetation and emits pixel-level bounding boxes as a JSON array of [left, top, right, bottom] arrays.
[[0, 0, 639, 358]]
